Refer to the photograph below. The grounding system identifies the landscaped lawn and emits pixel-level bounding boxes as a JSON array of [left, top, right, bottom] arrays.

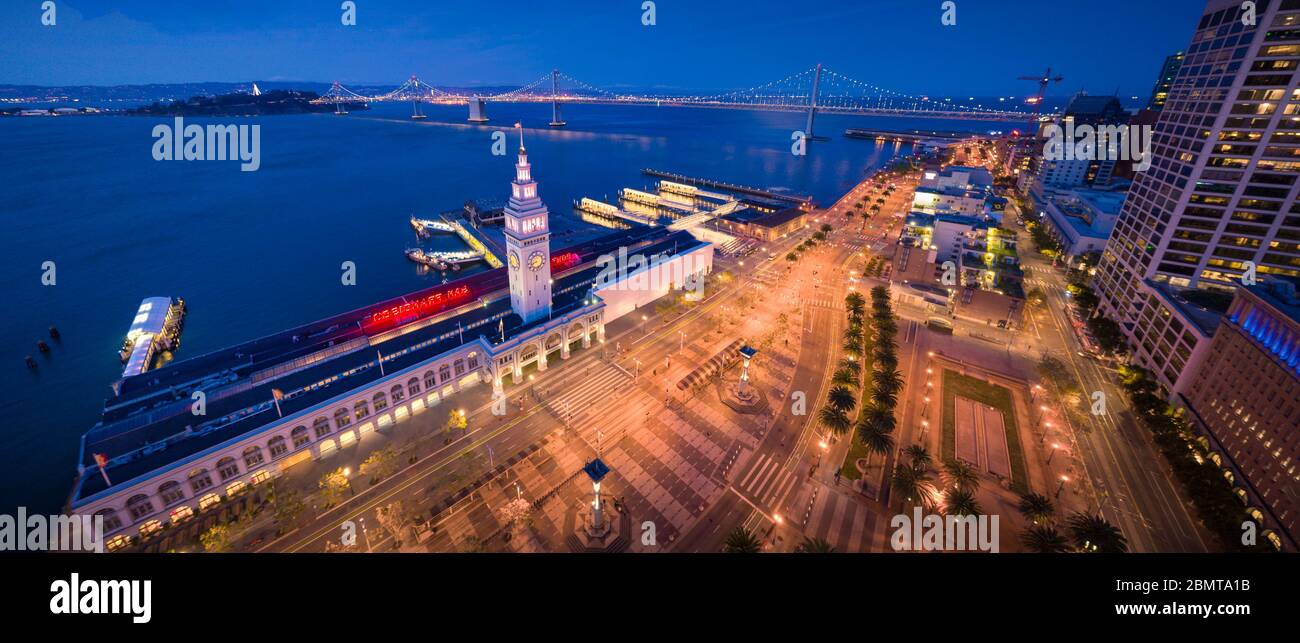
[[940, 369, 1028, 494]]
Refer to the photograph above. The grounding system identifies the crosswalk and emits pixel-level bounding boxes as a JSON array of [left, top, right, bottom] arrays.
[[539, 363, 633, 443], [803, 297, 843, 310], [734, 452, 800, 511]]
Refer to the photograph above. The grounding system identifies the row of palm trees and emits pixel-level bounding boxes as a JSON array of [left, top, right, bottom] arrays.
[[1016, 491, 1128, 553]]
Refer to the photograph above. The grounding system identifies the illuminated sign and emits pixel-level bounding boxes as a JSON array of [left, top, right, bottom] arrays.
[[550, 252, 581, 272], [365, 284, 473, 332]]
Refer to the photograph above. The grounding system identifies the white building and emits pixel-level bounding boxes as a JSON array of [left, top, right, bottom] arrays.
[[68, 136, 713, 549]]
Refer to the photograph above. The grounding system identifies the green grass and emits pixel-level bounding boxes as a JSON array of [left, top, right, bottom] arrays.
[[940, 369, 1028, 494]]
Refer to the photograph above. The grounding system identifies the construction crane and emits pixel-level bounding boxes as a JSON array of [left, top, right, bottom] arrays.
[[1018, 67, 1062, 134]]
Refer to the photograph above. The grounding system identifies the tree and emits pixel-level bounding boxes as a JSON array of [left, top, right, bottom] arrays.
[[856, 418, 896, 458], [498, 497, 534, 531], [942, 460, 980, 493], [444, 409, 468, 435], [820, 223, 834, 233], [831, 368, 859, 388], [1026, 287, 1048, 311], [861, 405, 897, 436], [890, 462, 937, 512], [1016, 492, 1055, 525], [1021, 524, 1070, 553], [903, 444, 932, 471], [943, 487, 982, 517], [844, 292, 866, 315], [1065, 512, 1128, 553], [827, 385, 858, 415], [200, 524, 234, 553], [794, 537, 836, 553], [360, 446, 400, 481], [1086, 315, 1126, 354], [318, 468, 351, 508], [818, 406, 852, 436], [837, 358, 861, 378], [376, 501, 415, 545], [272, 488, 306, 527], [785, 252, 798, 262], [723, 526, 762, 553]]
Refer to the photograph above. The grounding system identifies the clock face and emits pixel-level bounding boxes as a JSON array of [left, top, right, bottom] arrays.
[[529, 252, 545, 272], [509, 251, 519, 270]]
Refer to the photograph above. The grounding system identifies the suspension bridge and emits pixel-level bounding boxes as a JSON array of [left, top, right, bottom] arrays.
[[312, 65, 1049, 132]]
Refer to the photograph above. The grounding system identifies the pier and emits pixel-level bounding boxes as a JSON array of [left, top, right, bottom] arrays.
[[641, 169, 813, 207], [574, 197, 657, 226], [844, 127, 979, 145]]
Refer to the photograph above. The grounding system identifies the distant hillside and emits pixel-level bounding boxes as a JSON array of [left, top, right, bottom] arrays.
[[125, 89, 364, 116]]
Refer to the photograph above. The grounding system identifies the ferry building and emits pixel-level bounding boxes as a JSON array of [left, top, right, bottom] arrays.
[[68, 137, 714, 549]]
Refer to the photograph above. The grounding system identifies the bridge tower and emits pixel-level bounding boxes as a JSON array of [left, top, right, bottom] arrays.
[[804, 63, 827, 142], [468, 96, 489, 123], [549, 69, 566, 127]]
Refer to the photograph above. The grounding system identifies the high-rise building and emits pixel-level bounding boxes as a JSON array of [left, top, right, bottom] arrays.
[[1146, 51, 1186, 111], [1095, 0, 1300, 394], [1181, 278, 1300, 551]]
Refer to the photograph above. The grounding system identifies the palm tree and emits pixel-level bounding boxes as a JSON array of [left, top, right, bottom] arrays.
[[827, 386, 857, 415], [818, 406, 852, 436], [831, 369, 859, 388], [844, 292, 866, 315], [842, 326, 864, 346], [1016, 492, 1055, 525], [942, 460, 980, 492], [871, 387, 899, 410], [943, 487, 981, 517], [723, 526, 762, 553], [1020, 524, 1070, 553], [837, 358, 861, 378], [890, 462, 937, 512], [873, 369, 904, 396], [862, 405, 897, 434], [1065, 512, 1128, 553], [903, 444, 932, 471], [856, 419, 896, 459], [793, 537, 836, 553]]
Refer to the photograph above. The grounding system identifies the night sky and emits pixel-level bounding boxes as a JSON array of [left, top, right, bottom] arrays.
[[1, 0, 1200, 97]]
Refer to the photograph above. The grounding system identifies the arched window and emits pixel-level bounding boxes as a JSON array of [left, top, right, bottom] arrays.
[[390, 384, 405, 403], [373, 391, 388, 412], [439, 364, 451, 382], [354, 400, 371, 420], [291, 426, 311, 448], [408, 377, 421, 397], [188, 468, 214, 494], [126, 494, 154, 521], [158, 481, 185, 506], [268, 436, 288, 458], [423, 370, 436, 390], [95, 508, 123, 532], [334, 407, 352, 428], [454, 359, 466, 376], [467, 352, 480, 369], [313, 416, 332, 439], [216, 456, 240, 481], [243, 446, 264, 469]]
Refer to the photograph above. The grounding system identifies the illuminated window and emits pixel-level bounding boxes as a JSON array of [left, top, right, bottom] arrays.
[[199, 493, 221, 512], [250, 471, 270, 485], [138, 520, 162, 537], [243, 446, 264, 469], [106, 535, 130, 551], [313, 416, 332, 439], [334, 408, 351, 428], [226, 481, 247, 497], [169, 505, 194, 524]]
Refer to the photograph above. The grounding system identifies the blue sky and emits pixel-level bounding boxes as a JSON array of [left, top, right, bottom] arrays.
[[1, 0, 1199, 96]]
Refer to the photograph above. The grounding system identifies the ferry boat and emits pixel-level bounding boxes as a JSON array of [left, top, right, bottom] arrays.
[[118, 297, 186, 378], [405, 248, 446, 270]]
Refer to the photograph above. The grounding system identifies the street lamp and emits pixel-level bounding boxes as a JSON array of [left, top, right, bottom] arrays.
[[1047, 442, 1061, 465], [1055, 474, 1069, 499]]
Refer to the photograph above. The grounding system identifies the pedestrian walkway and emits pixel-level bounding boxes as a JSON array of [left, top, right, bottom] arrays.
[[734, 452, 800, 512]]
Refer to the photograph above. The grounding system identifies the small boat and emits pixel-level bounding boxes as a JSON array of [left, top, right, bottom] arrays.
[[48, 325, 60, 340], [37, 340, 50, 353], [25, 355, 37, 369]]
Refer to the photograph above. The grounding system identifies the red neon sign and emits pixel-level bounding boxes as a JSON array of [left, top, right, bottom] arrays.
[[365, 284, 473, 332], [550, 252, 581, 272]]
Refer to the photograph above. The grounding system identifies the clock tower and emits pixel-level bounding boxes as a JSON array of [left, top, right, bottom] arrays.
[[503, 127, 552, 324]]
